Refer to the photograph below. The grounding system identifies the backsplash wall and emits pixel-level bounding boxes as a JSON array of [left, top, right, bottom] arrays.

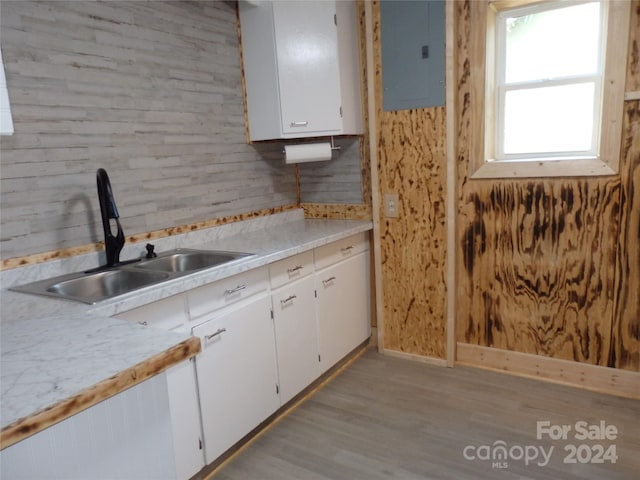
[[0, 0, 299, 260], [299, 137, 364, 204]]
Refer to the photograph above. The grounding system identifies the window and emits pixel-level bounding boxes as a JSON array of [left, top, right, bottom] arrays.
[[469, 0, 631, 178], [0, 48, 14, 136]]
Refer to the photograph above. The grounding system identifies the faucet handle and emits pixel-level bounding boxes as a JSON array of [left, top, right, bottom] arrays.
[[145, 243, 157, 259]]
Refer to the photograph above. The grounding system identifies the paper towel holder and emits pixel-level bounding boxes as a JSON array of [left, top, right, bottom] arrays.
[[282, 136, 341, 154]]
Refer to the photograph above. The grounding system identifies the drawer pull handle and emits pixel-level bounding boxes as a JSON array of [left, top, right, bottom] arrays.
[[224, 284, 246, 295], [280, 294, 297, 305], [341, 245, 354, 252], [287, 265, 303, 273], [205, 328, 226, 341], [290, 121, 308, 127], [322, 276, 336, 285], [138, 321, 148, 326]]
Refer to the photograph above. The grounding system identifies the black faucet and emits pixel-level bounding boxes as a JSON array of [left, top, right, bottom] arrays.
[[95, 168, 126, 269]]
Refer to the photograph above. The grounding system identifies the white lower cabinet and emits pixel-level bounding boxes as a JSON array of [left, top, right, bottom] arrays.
[[192, 294, 280, 464], [165, 360, 206, 480], [108, 233, 371, 470], [1, 374, 178, 480], [271, 275, 319, 404], [316, 249, 371, 373], [114, 297, 204, 480]]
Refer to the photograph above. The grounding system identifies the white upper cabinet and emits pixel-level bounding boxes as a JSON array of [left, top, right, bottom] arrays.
[[239, 0, 362, 141]]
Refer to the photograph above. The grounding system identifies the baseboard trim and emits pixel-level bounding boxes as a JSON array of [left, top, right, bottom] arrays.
[[379, 348, 448, 367], [456, 343, 640, 400]]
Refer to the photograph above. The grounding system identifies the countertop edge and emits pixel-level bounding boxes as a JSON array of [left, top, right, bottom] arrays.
[[0, 336, 201, 450], [1, 218, 373, 448]]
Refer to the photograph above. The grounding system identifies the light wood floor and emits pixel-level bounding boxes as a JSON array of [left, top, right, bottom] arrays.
[[212, 349, 639, 480]]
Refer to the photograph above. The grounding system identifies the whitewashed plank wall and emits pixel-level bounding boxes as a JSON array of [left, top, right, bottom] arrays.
[[298, 137, 363, 204], [0, 0, 304, 259]]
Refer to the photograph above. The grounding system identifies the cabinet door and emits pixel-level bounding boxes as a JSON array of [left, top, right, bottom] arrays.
[[316, 251, 371, 372], [273, 1, 342, 136], [192, 295, 279, 464], [271, 275, 319, 404], [166, 360, 204, 480]]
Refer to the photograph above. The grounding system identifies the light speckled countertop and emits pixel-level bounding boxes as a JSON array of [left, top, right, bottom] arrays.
[[0, 210, 372, 446]]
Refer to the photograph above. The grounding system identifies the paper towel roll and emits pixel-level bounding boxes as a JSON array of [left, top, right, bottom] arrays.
[[284, 142, 332, 164]]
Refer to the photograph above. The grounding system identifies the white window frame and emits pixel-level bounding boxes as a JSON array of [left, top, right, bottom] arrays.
[[0, 48, 14, 136], [469, 0, 631, 179]]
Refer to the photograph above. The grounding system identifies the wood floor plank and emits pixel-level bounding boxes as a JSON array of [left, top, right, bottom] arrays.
[[211, 350, 639, 479]]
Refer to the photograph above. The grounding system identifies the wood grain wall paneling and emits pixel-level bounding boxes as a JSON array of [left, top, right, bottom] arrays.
[[455, 0, 639, 373], [457, 178, 620, 365], [357, 0, 373, 209], [610, 2, 640, 371], [610, 97, 640, 369], [373, 1, 448, 359], [378, 109, 448, 358]]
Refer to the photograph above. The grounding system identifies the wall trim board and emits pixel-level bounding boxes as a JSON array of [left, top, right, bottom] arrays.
[[379, 347, 448, 368], [235, 1, 251, 145], [445, 0, 456, 368], [357, 2, 373, 208], [456, 343, 640, 400], [301, 203, 372, 220], [364, 0, 386, 354], [1, 205, 300, 271]]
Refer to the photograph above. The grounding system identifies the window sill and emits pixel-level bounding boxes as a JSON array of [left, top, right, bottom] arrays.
[[470, 156, 618, 179]]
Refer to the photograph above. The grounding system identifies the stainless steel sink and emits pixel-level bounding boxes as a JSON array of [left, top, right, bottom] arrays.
[[134, 249, 252, 274], [46, 269, 170, 304], [10, 248, 254, 304], [11, 269, 170, 304]]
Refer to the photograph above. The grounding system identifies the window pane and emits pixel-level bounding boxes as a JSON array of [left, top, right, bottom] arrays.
[[503, 83, 595, 155], [505, 2, 601, 83]]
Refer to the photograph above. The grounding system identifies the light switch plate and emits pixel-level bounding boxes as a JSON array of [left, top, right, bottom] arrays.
[[384, 193, 399, 218]]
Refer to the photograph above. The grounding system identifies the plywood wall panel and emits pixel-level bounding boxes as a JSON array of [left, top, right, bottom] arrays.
[[625, 2, 640, 93], [610, 7, 640, 371], [377, 108, 448, 358], [457, 178, 620, 365], [371, 0, 448, 359], [454, 0, 639, 372], [611, 102, 640, 371]]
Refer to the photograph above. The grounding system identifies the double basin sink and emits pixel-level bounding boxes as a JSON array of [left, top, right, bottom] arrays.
[[11, 249, 253, 304]]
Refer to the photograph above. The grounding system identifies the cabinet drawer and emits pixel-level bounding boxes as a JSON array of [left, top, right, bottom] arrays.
[[187, 267, 268, 320], [114, 294, 187, 331], [269, 250, 314, 289], [314, 232, 369, 270]]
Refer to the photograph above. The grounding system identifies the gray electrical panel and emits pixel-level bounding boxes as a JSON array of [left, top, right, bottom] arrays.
[[381, 0, 446, 111]]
